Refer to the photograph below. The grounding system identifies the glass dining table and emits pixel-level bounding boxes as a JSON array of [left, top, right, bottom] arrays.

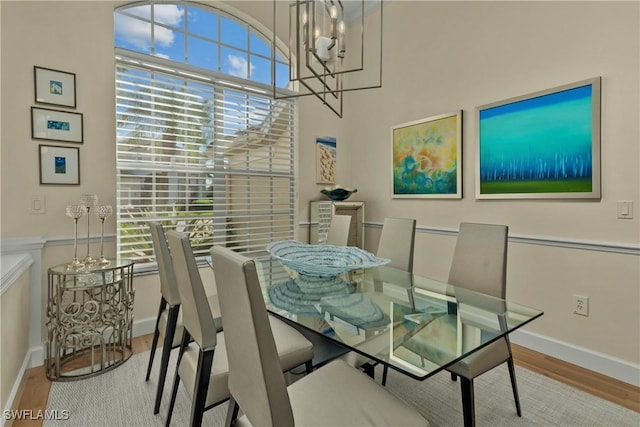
[[252, 255, 544, 426]]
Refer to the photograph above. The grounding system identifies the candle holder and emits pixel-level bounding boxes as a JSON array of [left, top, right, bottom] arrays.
[[79, 193, 98, 265], [96, 205, 113, 265], [65, 204, 86, 270]]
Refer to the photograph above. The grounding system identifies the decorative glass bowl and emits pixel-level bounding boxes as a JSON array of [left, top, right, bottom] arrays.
[[320, 185, 358, 201], [267, 240, 389, 277]]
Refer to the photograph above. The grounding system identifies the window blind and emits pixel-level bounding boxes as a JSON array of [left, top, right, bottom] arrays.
[[115, 60, 296, 265]]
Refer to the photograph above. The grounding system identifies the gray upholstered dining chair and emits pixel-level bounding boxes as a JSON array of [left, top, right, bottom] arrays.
[[346, 217, 417, 384], [145, 222, 223, 415], [210, 245, 429, 427], [376, 217, 417, 271], [444, 222, 521, 424], [325, 214, 352, 246], [164, 232, 314, 427]]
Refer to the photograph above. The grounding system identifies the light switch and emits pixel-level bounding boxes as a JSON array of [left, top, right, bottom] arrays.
[[30, 196, 46, 214], [617, 200, 633, 219]]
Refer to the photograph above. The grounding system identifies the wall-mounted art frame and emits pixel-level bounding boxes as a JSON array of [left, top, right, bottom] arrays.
[[31, 107, 83, 143], [39, 145, 80, 185], [476, 77, 601, 199], [316, 136, 337, 184], [34, 66, 76, 108], [391, 111, 462, 198]]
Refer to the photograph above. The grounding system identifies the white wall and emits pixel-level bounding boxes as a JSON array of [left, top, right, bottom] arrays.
[[319, 1, 640, 369], [0, 0, 638, 387]]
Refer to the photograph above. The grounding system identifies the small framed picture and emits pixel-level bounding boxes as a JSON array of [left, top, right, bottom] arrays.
[[39, 145, 80, 185], [34, 66, 76, 108], [31, 107, 83, 143]]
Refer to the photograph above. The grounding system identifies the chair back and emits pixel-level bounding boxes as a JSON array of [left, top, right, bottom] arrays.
[[325, 214, 352, 246], [377, 218, 416, 272], [211, 246, 293, 427], [448, 222, 508, 299], [166, 231, 217, 351], [149, 222, 181, 306]]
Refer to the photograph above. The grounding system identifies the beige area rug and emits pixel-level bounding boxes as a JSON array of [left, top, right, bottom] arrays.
[[44, 350, 639, 426]]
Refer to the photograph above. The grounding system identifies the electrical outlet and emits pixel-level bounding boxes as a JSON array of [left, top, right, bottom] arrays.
[[573, 295, 589, 316]]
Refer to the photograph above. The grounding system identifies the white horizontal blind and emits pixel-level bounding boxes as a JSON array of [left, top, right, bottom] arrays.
[[116, 61, 295, 264]]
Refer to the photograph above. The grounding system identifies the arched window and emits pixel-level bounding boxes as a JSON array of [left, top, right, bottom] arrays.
[[114, 1, 295, 265]]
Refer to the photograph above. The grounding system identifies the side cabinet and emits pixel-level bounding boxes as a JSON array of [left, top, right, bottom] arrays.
[[310, 201, 365, 248]]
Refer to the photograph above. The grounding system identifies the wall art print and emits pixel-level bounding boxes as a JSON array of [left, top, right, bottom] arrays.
[[391, 111, 462, 198], [34, 66, 77, 108], [31, 107, 83, 143], [476, 77, 601, 199], [39, 144, 80, 185], [316, 136, 336, 184]]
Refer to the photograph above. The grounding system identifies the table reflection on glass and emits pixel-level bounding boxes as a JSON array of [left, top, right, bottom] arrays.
[[255, 256, 543, 382]]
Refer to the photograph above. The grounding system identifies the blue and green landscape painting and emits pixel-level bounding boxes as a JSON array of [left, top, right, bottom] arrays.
[[479, 84, 594, 194]]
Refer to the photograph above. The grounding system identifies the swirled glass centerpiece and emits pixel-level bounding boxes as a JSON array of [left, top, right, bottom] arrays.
[[266, 240, 390, 292]]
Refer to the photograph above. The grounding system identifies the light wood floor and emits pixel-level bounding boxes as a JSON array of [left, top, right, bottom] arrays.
[[11, 334, 639, 427]]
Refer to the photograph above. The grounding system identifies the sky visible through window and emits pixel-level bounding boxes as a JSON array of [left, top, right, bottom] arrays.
[[114, 3, 290, 88]]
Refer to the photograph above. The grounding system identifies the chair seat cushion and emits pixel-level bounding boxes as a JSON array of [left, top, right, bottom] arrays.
[[446, 337, 510, 379], [235, 359, 428, 426], [177, 332, 230, 408], [159, 308, 185, 348], [177, 319, 311, 409], [268, 315, 314, 372], [159, 294, 223, 348]]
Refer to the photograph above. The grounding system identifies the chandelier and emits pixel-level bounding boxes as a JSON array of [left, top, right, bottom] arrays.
[[272, 0, 384, 118]]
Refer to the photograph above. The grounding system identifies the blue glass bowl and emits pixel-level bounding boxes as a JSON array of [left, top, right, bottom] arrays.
[[320, 185, 358, 201], [267, 240, 390, 278]]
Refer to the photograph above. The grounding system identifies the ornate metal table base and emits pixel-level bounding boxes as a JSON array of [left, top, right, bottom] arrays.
[[46, 260, 135, 381]]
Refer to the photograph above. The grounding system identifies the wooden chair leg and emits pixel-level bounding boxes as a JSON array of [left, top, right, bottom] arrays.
[[362, 362, 375, 379], [165, 331, 191, 427], [381, 365, 388, 386], [190, 348, 214, 427], [507, 356, 522, 416], [153, 305, 180, 414], [460, 377, 475, 427], [146, 298, 166, 381], [224, 396, 240, 427]]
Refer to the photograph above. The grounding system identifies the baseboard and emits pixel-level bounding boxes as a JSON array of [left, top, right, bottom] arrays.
[[510, 329, 640, 387], [132, 316, 157, 338], [1, 346, 42, 427]]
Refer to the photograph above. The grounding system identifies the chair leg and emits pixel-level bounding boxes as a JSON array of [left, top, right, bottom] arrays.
[[224, 396, 240, 427], [189, 348, 215, 427], [381, 365, 388, 386], [146, 298, 167, 381], [154, 305, 180, 414], [165, 331, 191, 427], [305, 360, 313, 374], [451, 372, 458, 381], [362, 362, 375, 379], [460, 377, 475, 427], [507, 356, 522, 416]]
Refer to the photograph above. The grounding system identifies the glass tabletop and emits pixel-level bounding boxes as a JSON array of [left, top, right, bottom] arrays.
[[254, 256, 543, 381]]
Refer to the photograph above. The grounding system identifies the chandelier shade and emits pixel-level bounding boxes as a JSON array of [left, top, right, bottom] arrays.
[[272, 0, 383, 118]]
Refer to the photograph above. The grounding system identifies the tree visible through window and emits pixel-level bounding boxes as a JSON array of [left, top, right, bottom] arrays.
[[114, 1, 295, 266]]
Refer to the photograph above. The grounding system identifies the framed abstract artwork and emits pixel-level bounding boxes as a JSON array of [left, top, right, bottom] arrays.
[[39, 145, 80, 185], [391, 111, 462, 198], [316, 136, 336, 184], [476, 77, 601, 199], [31, 107, 83, 143], [34, 66, 77, 108]]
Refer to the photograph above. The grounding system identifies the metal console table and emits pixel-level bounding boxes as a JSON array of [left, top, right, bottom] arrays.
[[46, 259, 135, 381]]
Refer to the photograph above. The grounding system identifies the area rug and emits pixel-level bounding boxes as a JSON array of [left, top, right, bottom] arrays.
[[44, 350, 639, 426]]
